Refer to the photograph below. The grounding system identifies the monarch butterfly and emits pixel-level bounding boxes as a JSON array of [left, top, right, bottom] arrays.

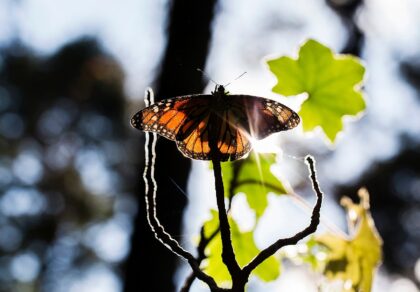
[[131, 85, 300, 161]]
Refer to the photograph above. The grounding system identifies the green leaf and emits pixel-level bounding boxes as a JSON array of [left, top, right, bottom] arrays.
[[221, 153, 287, 218], [267, 39, 366, 142], [314, 189, 382, 291], [202, 210, 281, 286]]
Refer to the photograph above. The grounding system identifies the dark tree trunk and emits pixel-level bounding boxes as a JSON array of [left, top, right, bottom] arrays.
[[326, 0, 364, 56], [123, 0, 218, 291]]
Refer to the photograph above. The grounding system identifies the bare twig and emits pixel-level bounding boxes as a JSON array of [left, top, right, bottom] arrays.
[[234, 180, 347, 239], [181, 159, 242, 290], [143, 89, 220, 291], [180, 226, 220, 292], [242, 155, 323, 278]]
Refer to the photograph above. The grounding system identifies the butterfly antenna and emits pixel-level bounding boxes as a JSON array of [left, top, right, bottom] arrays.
[[196, 68, 218, 86], [224, 71, 247, 87]]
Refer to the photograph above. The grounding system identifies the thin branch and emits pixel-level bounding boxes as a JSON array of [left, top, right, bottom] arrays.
[[242, 155, 323, 278], [212, 158, 242, 282], [143, 89, 220, 291], [181, 159, 242, 290], [180, 226, 220, 292], [235, 179, 348, 239], [288, 192, 350, 239]]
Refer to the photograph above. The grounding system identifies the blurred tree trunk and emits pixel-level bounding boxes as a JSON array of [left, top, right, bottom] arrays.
[[326, 0, 364, 55], [123, 0, 218, 291]]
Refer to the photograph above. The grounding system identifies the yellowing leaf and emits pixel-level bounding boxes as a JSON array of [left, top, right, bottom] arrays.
[[315, 188, 382, 292], [221, 153, 287, 218], [267, 39, 366, 142], [202, 210, 281, 286]]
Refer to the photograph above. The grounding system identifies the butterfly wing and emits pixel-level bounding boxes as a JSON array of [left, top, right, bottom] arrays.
[[192, 94, 299, 161], [228, 95, 300, 140], [175, 112, 212, 160], [130, 95, 212, 141], [131, 93, 299, 162], [175, 109, 251, 161]]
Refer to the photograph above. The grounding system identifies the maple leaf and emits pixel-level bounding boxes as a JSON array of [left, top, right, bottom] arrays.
[[267, 39, 366, 142]]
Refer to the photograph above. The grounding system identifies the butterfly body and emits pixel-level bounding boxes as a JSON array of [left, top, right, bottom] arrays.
[[131, 85, 300, 161]]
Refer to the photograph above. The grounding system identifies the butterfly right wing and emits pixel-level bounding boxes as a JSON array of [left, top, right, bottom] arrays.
[[228, 95, 300, 140], [130, 95, 212, 141]]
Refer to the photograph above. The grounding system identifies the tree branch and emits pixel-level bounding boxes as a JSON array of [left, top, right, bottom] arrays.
[[143, 89, 220, 291], [242, 155, 323, 278], [180, 226, 220, 292], [212, 158, 242, 282], [181, 158, 242, 290]]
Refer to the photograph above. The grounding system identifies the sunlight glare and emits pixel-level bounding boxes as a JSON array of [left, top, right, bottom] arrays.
[[251, 137, 284, 156]]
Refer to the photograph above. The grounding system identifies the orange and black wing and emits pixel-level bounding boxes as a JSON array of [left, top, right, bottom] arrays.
[[228, 95, 300, 140], [131, 94, 299, 162], [130, 95, 212, 141], [174, 112, 212, 160], [194, 94, 300, 161], [175, 109, 252, 161]]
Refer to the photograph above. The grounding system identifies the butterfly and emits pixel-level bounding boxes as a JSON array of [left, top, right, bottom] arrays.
[[131, 85, 300, 161]]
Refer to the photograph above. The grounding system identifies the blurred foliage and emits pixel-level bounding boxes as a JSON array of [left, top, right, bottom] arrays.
[[314, 189, 382, 291], [0, 39, 138, 291], [286, 190, 382, 291], [202, 209, 280, 286], [336, 146, 420, 283], [267, 39, 366, 142]]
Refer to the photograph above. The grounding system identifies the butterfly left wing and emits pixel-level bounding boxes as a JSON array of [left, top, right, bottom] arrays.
[[228, 95, 300, 140], [130, 95, 211, 141]]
